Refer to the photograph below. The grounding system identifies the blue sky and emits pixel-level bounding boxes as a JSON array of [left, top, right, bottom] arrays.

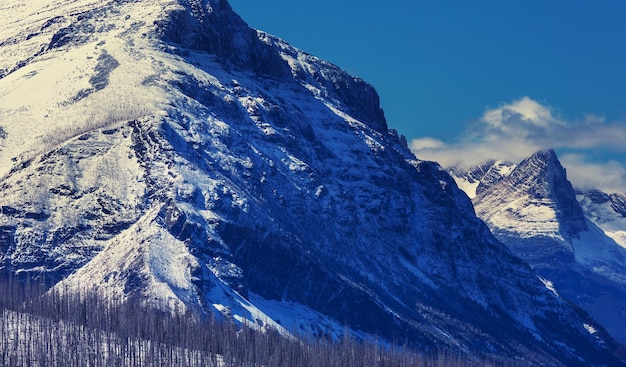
[[229, 0, 626, 192]]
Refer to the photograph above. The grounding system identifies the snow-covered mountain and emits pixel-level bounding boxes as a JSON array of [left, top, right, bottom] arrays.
[[1, 1, 624, 365], [578, 189, 626, 249], [452, 149, 626, 347]]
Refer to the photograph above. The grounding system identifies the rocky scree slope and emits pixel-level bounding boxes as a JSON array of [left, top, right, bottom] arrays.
[[0, 1, 624, 365]]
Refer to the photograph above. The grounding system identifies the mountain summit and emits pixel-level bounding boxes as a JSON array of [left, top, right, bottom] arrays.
[[454, 149, 626, 346], [472, 149, 587, 260], [1, 1, 624, 365]]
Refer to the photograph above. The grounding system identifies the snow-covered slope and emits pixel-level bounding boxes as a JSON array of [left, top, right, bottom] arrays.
[[454, 150, 626, 346], [1, 1, 624, 365], [450, 160, 516, 199], [578, 189, 626, 249]]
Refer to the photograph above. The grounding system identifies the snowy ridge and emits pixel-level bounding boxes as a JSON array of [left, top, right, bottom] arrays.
[[578, 190, 626, 249], [454, 149, 626, 347], [1, 1, 624, 365], [450, 160, 516, 199]]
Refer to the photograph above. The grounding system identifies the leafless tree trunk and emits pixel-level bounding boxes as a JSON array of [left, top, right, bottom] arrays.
[[0, 274, 525, 367]]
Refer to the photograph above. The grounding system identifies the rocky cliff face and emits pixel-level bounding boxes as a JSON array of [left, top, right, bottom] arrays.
[[454, 149, 626, 347], [1, 1, 624, 365]]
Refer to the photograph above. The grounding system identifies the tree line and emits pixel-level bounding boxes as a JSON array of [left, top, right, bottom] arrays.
[[0, 275, 522, 367]]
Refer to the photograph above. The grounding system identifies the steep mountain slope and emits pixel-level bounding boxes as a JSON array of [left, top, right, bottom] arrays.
[[455, 150, 626, 346], [1, 1, 624, 365]]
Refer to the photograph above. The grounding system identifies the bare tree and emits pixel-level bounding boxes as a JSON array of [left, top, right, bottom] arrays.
[[0, 274, 523, 367]]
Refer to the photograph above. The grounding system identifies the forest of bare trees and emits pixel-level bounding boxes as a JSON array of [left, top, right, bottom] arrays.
[[0, 276, 522, 367]]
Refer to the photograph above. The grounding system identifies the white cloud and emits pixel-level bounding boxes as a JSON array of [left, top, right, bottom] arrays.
[[410, 137, 445, 151], [560, 154, 626, 194], [410, 96, 626, 193], [412, 138, 539, 171], [482, 96, 558, 130]]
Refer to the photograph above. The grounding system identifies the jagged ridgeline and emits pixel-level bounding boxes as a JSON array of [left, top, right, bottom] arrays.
[[0, 0, 624, 366]]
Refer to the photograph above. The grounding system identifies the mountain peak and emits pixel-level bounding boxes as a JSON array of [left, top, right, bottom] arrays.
[[475, 149, 587, 241], [518, 148, 561, 180], [532, 148, 558, 160], [519, 149, 568, 183], [155, 0, 290, 78], [1, 2, 624, 365], [473, 151, 626, 347]]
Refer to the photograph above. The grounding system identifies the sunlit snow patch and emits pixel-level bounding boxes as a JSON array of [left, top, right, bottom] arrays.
[[584, 323, 598, 335], [538, 276, 559, 297]]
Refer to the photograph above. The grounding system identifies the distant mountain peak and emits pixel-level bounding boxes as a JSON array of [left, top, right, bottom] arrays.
[[519, 149, 588, 237], [610, 193, 626, 217], [469, 149, 586, 243], [532, 147, 558, 160], [465, 149, 626, 347], [515, 149, 562, 183], [449, 160, 516, 198], [578, 188, 611, 204]]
